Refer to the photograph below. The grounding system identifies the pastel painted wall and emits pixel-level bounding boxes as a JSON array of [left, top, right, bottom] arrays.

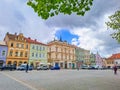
[[0, 45, 8, 65], [29, 44, 47, 66]]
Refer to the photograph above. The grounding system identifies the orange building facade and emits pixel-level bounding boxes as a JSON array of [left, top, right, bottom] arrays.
[[4, 32, 30, 66]]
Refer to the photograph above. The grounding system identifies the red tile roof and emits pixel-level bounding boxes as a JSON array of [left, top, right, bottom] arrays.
[[108, 53, 120, 59], [25, 37, 47, 46]]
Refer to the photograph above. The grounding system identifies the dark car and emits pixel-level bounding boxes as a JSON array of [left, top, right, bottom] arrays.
[[88, 66, 96, 70], [50, 66, 60, 70], [0, 65, 16, 71]]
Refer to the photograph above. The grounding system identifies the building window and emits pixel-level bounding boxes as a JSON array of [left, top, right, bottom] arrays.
[[9, 50, 13, 56], [16, 43, 19, 48], [15, 51, 18, 57], [36, 46, 38, 50], [26, 44, 28, 49], [32, 53, 34, 57], [21, 44, 24, 48], [25, 52, 28, 57], [40, 47, 42, 51], [36, 53, 38, 57], [2, 51, 5, 56], [43, 53, 45, 58], [7, 61, 12, 65], [39, 53, 41, 58], [32, 46, 35, 49], [11, 43, 13, 47], [20, 52, 23, 57], [43, 47, 45, 51]]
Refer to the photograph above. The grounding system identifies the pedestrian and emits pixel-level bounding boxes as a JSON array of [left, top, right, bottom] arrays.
[[113, 65, 118, 75], [26, 63, 29, 73]]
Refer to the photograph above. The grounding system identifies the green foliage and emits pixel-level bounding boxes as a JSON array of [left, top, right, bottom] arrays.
[[106, 10, 120, 42], [27, 0, 93, 19]]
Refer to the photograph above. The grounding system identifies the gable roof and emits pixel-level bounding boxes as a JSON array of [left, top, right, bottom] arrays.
[[25, 37, 47, 46], [6, 33, 17, 40], [108, 53, 120, 59]]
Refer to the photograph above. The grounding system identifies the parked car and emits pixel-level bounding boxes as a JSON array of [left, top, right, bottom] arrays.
[[37, 65, 49, 70], [81, 65, 89, 69], [17, 64, 33, 71], [88, 65, 106, 70], [0, 64, 16, 71], [50, 66, 60, 70]]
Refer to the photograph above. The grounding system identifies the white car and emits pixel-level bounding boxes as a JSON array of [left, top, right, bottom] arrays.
[[37, 65, 49, 70]]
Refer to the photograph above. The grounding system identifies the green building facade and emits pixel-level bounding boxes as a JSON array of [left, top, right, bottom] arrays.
[[90, 53, 96, 65], [75, 47, 85, 68]]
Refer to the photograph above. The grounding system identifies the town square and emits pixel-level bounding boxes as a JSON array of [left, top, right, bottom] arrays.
[[0, 69, 120, 90], [0, 0, 120, 90]]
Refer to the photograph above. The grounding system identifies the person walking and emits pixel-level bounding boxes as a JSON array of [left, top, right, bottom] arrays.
[[26, 63, 29, 73], [113, 65, 118, 75]]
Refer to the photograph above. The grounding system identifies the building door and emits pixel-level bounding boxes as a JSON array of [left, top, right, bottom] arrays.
[[65, 61, 67, 69], [55, 62, 59, 67], [72, 63, 75, 69], [0, 60, 3, 66], [60, 63, 63, 68]]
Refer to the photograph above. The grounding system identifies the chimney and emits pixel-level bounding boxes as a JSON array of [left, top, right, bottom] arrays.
[[28, 37, 31, 39]]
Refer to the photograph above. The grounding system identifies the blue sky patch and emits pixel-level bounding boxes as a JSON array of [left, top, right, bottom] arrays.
[[55, 29, 79, 44]]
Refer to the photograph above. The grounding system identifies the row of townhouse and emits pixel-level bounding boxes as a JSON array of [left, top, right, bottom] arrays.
[[3, 32, 47, 68], [0, 32, 104, 69]]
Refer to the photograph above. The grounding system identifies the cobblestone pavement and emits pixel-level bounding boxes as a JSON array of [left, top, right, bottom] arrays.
[[0, 69, 120, 90]]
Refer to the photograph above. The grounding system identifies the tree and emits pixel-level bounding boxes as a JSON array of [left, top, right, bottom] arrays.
[[106, 10, 120, 42], [27, 0, 93, 20]]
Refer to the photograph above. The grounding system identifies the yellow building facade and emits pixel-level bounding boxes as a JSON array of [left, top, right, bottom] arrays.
[[47, 40, 76, 69], [4, 32, 30, 66]]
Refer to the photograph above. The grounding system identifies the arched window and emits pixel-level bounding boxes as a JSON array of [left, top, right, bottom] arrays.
[[13, 61, 17, 66], [18, 61, 22, 66], [11, 43, 14, 47], [7, 61, 12, 65], [24, 61, 27, 64]]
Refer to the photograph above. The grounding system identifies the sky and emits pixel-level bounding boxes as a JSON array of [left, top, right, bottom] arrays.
[[0, 0, 120, 58]]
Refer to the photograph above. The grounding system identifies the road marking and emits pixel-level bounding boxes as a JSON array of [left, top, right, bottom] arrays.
[[0, 72, 45, 90]]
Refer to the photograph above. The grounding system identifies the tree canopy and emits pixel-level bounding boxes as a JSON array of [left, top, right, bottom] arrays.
[[27, 0, 93, 20], [106, 10, 120, 42]]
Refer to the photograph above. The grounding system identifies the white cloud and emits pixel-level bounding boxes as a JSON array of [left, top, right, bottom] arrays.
[[0, 0, 57, 43], [71, 38, 79, 46], [70, 14, 120, 57]]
